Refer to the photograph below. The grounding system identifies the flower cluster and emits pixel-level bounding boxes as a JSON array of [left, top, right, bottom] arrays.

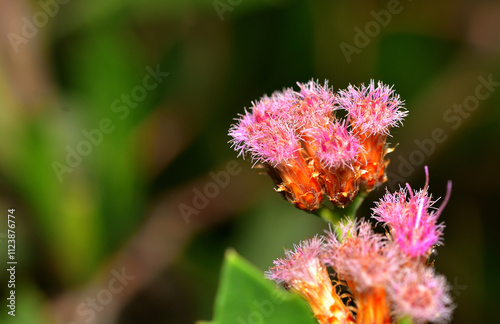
[[229, 79, 406, 212], [266, 173, 454, 324]]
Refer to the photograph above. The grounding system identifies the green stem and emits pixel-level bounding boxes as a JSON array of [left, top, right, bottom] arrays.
[[343, 191, 367, 219], [396, 316, 414, 324], [315, 207, 339, 225], [315, 207, 344, 238], [314, 192, 367, 237]]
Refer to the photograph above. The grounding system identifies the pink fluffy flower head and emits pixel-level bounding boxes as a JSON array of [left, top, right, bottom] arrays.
[[324, 219, 403, 323], [266, 237, 355, 324], [324, 219, 402, 292], [266, 236, 325, 286], [337, 79, 407, 135], [372, 167, 452, 258], [302, 120, 362, 207], [229, 89, 325, 212], [298, 79, 336, 109], [229, 115, 301, 167], [294, 79, 337, 125], [336, 80, 406, 192], [305, 120, 361, 170], [229, 87, 303, 167], [388, 266, 454, 323], [251, 88, 299, 124]]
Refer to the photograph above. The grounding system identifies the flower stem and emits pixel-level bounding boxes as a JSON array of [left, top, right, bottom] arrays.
[[343, 191, 367, 219], [315, 207, 340, 225], [396, 316, 414, 324], [314, 193, 367, 235]]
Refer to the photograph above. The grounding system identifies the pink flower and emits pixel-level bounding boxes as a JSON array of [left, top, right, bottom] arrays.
[[298, 79, 336, 109], [294, 79, 337, 126], [228, 82, 337, 212], [337, 80, 407, 135], [324, 219, 402, 292], [251, 88, 299, 124], [303, 121, 362, 206], [324, 219, 402, 323], [372, 167, 452, 258], [266, 236, 325, 285], [335, 80, 406, 192], [266, 237, 355, 324], [388, 266, 454, 323], [230, 114, 323, 211], [229, 115, 301, 167], [304, 120, 361, 170]]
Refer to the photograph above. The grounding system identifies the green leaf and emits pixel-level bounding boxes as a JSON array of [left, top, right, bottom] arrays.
[[205, 249, 317, 324]]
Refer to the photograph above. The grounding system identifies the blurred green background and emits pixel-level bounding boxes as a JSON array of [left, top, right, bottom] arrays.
[[0, 0, 499, 323]]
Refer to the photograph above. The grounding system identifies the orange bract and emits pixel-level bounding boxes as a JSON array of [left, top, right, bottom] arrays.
[[357, 133, 391, 192]]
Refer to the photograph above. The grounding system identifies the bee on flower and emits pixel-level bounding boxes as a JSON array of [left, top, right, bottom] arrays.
[[266, 173, 454, 324], [266, 236, 355, 324]]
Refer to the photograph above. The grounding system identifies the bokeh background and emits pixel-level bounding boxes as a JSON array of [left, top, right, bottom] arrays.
[[0, 0, 499, 323]]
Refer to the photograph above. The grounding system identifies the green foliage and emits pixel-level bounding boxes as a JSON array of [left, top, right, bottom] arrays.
[[205, 249, 317, 324]]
